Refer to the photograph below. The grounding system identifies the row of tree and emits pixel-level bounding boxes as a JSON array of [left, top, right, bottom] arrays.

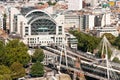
[[69, 30, 101, 52], [0, 39, 45, 79], [69, 30, 120, 63]]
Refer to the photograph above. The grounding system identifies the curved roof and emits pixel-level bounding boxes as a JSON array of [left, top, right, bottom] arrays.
[[29, 16, 56, 25], [25, 9, 57, 35], [25, 9, 52, 18], [25, 9, 56, 25], [30, 18, 56, 35]]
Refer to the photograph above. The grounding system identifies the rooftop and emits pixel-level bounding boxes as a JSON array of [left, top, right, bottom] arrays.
[[20, 7, 36, 16]]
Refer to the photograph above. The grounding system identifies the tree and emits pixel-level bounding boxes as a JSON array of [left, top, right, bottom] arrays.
[[102, 33, 115, 45], [0, 40, 5, 65], [10, 62, 26, 79], [0, 75, 4, 80], [32, 48, 45, 62], [30, 62, 44, 77], [0, 65, 12, 80], [38, 2, 44, 5], [113, 35, 120, 49], [69, 30, 101, 52], [47, 0, 56, 5], [4, 39, 30, 66], [113, 57, 120, 63]]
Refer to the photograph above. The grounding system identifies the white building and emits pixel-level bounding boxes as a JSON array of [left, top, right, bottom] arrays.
[[83, 14, 95, 30], [13, 14, 29, 37], [64, 11, 95, 31], [84, 0, 99, 7], [91, 0, 99, 7], [79, 14, 95, 31], [84, 0, 92, 4], [95, 27, 119, 37], [28, 0, 39, 3], [101, 13, 111, 27], [0, 13, 3, 30], [65, 13, 80, 29], [66, 33, 78, 49], [8, 7, 20, 33], [67, 0, 82, 10], [9, 7, 66, 47]]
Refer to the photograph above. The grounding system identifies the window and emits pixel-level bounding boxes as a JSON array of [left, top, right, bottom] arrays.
[[58, 26, 62, 35], [25, 33, 28, 35]]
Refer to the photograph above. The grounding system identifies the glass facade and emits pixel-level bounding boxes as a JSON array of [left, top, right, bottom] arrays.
[[31, 19, 56, 35], [26, 10, 56, 35]]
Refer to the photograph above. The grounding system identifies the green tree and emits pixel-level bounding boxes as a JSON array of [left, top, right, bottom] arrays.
[[4, 39, 30, 66], [102, 33, 116, 44], [30, 62, 44, 77], [0, 65, 12, 80], [32, 48, 44, 62], [113, 57, 120, 63], [38, 2, 44, 5], [113, 35, 120, 49], [0, 75, 4, 80], [0, 40, 5, 65], [47, 0, 56, 5], [69, 30, 101, 52], [10, 62, 25, 79]]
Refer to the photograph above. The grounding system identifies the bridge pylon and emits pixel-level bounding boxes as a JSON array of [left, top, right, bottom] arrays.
[[98, 36, 120, 80], [101, 36, 110, 80], [59, 43, 68, 70]]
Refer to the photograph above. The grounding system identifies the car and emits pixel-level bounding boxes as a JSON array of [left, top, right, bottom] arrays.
[[25, 74, 32, 78], [18, 77, 25, 80]]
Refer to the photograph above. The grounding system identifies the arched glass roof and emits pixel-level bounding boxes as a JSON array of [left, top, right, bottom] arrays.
[[31, 19, 56, 35], [26, 10, 57, 35]]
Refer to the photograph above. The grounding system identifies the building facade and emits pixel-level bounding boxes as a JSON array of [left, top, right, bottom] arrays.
[[0, 13, 3, 30], [9, 7, 66, 47], [64, 12, 95, 31], [95, 27, 119, 37], [67, 0, 82, 10]]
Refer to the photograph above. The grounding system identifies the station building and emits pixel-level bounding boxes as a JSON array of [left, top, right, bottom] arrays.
[[8, 7, 66, 47]]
